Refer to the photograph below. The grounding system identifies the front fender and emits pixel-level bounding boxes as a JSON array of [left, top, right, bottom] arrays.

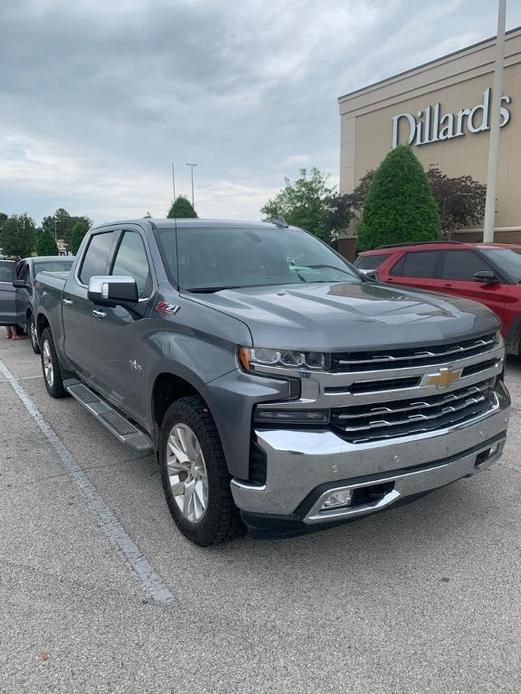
[[146, 328, 290, 479]]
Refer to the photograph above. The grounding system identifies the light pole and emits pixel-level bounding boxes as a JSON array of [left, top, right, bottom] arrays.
[[171, 162, 176, 202], [186, 163, 198, 207], [483, 0, 507, 242]]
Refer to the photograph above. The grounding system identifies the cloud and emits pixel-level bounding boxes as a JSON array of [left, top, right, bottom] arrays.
[[1, 0, 520, 224]]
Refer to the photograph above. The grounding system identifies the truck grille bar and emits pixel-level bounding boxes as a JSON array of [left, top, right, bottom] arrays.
[[332, 333, 497, 372], [331, 378, 496, 444]]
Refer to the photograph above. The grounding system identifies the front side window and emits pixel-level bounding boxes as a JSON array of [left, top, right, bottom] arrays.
[[79, 232, 116, 285], [441, 250, 492, 281], [157, 226, 361, 291], [480, 248, 521, 282], [390, 251, 441, 278], [18, 263, 30, 284], [355, 254, 390, 270], [111, 231, 152, 298]]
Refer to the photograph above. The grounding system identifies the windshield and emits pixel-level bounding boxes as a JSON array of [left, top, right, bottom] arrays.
[[480, 248, 521, 281], [157, 226, 361, 291], [35, 260, 74, 275]]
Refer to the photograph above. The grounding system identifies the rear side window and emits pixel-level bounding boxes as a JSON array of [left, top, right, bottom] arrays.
[[355, 254, 389, 270], [441, 250, 491, 281], [0, 261, 14, 283], [390, 251, 441, 278], [111, 231, 152, 299], [34, 261, 73, 275], [79, 232, 116, 284]]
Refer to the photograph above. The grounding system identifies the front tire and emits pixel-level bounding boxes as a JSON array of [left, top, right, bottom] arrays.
[[158, 396, 245, 546], [40, 327, 67, 398], [29, 316, 40, 354]]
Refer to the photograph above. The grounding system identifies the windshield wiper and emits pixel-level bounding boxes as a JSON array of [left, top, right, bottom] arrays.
[[295, 264, 354, 277], [186, 285, 241, 293]]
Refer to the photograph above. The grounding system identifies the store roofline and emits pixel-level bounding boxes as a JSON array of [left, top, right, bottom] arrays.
[[337, 25, 521, 102]]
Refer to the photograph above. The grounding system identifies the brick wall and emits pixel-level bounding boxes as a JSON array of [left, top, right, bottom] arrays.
[[450, 229, 521, 244]]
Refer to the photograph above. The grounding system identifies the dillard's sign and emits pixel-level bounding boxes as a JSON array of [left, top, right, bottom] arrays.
[[391, 88, 512, 148]]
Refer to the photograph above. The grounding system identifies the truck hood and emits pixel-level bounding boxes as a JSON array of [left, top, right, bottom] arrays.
[[186, 282, 500, 352]]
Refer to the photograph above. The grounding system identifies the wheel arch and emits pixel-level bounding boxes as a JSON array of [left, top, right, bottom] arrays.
[[151, 371, 206, 429], [505, 316, 521, 356], [36, 312, 50, 339]]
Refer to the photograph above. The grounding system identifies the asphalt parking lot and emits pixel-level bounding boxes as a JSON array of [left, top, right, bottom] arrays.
[[1, 338, 520, 694]]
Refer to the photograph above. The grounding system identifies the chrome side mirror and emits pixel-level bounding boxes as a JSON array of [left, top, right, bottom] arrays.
[[88, 275, 138, 306]]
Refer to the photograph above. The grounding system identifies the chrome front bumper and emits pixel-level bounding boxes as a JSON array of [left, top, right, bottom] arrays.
[[231, 385, 510, 524]]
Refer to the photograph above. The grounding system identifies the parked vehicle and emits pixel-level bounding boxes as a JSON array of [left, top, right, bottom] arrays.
[[3, 256, 74, 352], [356, 241, 521, 355], [31, 219, 510, 545], [0, 260, 17, 327]]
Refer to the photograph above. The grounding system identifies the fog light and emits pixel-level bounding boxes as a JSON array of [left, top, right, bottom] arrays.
[[488, 443, 499, 457], [321, 489, 353, 510]]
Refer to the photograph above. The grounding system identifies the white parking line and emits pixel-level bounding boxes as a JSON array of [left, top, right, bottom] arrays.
[[0, 359, 174, 607], [0, 374, 43, 383]]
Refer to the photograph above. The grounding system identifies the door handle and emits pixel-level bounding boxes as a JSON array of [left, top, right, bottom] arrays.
[[62, 298, 73, 306], [443, 283, 454, 288], [92, 309, 106, 319]]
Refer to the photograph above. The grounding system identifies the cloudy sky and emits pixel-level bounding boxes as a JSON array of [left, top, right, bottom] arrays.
[[1, 0, 521, 225]]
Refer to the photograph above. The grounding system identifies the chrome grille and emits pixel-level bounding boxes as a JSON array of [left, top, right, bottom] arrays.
[[331, 378, 496, 444], [332, 333, 497, 372]]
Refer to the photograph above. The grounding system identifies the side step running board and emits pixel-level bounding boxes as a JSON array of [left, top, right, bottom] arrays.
[[64, 379, 154, 454]]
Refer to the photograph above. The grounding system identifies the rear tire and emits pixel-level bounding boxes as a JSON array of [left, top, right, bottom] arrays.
[[158, 396, 245, 546], [40, 327, 67, 398], [29, 316, 40, 354]]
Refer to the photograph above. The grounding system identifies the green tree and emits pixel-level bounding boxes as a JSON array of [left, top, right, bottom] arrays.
[[0, 214, 37, 258], [427, 167, 486, 233], [41, 209, 90, 244], [36, 229, 59, 256], [351, 165, 486, 235], [167, 196, 198, 218], [69, 219, 90, 254], [357, 146, 440, 250], [0, 212, 7, 230], [42, 208, 71, 242], [261, 168, 350, 243]]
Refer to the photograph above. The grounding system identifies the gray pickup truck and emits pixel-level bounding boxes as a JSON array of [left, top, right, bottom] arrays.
[[34, 218, 510, 545]]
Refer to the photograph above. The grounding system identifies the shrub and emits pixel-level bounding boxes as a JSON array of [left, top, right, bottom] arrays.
[[357, 145, 440, 250]]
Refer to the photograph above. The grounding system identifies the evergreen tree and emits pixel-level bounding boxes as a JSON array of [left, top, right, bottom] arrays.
[[69, 219, 90, 254], [167, 196, 198, 218], [0, 214, 36, 257], [36, 229, 59, 256], [357, 146, 440, 250]]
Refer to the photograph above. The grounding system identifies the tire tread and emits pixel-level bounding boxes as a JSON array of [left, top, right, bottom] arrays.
[[159, 396, 245, 546]]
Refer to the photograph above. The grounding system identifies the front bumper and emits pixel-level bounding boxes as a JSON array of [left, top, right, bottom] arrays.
[[231, 382, 510, 528]]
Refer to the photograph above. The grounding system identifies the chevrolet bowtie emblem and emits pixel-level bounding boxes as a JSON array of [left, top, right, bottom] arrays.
[[423, 366, 462, 390]]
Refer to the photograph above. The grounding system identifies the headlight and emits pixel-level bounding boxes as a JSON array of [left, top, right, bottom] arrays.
[[238, 347, 326, 372]]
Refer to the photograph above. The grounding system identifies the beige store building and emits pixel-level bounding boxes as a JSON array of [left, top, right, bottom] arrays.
[[338, 26, 521, 246]]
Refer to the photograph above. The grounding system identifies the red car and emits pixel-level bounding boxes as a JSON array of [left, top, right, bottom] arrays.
[[355, 241, 521, 355]]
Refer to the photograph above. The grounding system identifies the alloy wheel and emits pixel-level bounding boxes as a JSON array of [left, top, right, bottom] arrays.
[[167, 423, 208, 523], [42, 340, 54, 387], [30, 321, 38, 349]]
